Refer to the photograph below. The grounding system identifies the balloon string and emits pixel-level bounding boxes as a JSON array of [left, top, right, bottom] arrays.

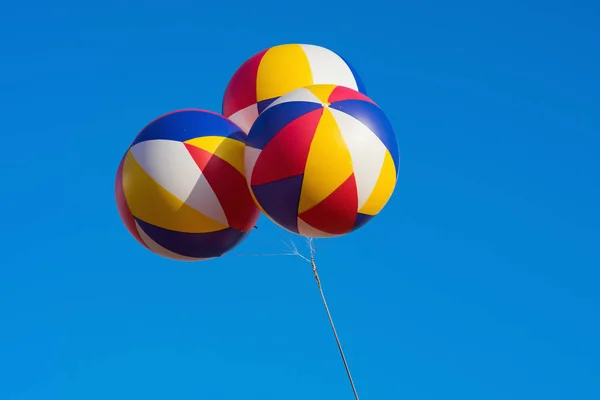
[[310, 253, 360, 400]]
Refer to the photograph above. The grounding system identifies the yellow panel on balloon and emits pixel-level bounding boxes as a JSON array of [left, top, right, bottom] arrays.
[[359, 150, 397, 216], [299, 108, 353, 214], [256, 44, 313, 102], [122, 151, 227, 233], [306, 84, 337, 105]]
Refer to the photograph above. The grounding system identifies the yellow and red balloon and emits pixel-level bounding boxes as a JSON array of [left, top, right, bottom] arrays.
[[222, 43, 366, 133], [115, 109, 260, 261], [244, 84, 399, 238]]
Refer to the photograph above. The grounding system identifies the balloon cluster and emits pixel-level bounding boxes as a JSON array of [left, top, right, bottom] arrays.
[[115, 44, 400, 261]]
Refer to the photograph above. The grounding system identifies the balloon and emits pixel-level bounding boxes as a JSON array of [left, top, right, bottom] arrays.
[[244, 84, 399, 238], [115, 109, 260, 261], [222, 43, 366, 133]]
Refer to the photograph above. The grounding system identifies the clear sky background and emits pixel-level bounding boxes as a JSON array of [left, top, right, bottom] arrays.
[[1, 0, 599, 399]]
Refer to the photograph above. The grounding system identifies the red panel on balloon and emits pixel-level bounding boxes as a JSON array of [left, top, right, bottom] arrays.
[[201, 149, 260, 232], [299, 173, 358, 235], [328, 85, 377, 105], [251, 108, 323, 186], [184, 143, 212, 171], [223, 49, 268, 117]]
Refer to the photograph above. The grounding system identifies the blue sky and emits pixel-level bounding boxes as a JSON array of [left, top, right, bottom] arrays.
[[1, 0, 599, 399]]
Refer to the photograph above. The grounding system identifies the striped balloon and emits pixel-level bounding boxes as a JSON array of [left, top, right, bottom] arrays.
[[245, 84, 399, 238], [115, 109, 260, 261], [222, 44, 366, 133]]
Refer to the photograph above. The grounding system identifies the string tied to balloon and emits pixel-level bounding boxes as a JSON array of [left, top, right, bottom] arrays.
[[292, 238, 361, 400], [237, 237, 361, 400]]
